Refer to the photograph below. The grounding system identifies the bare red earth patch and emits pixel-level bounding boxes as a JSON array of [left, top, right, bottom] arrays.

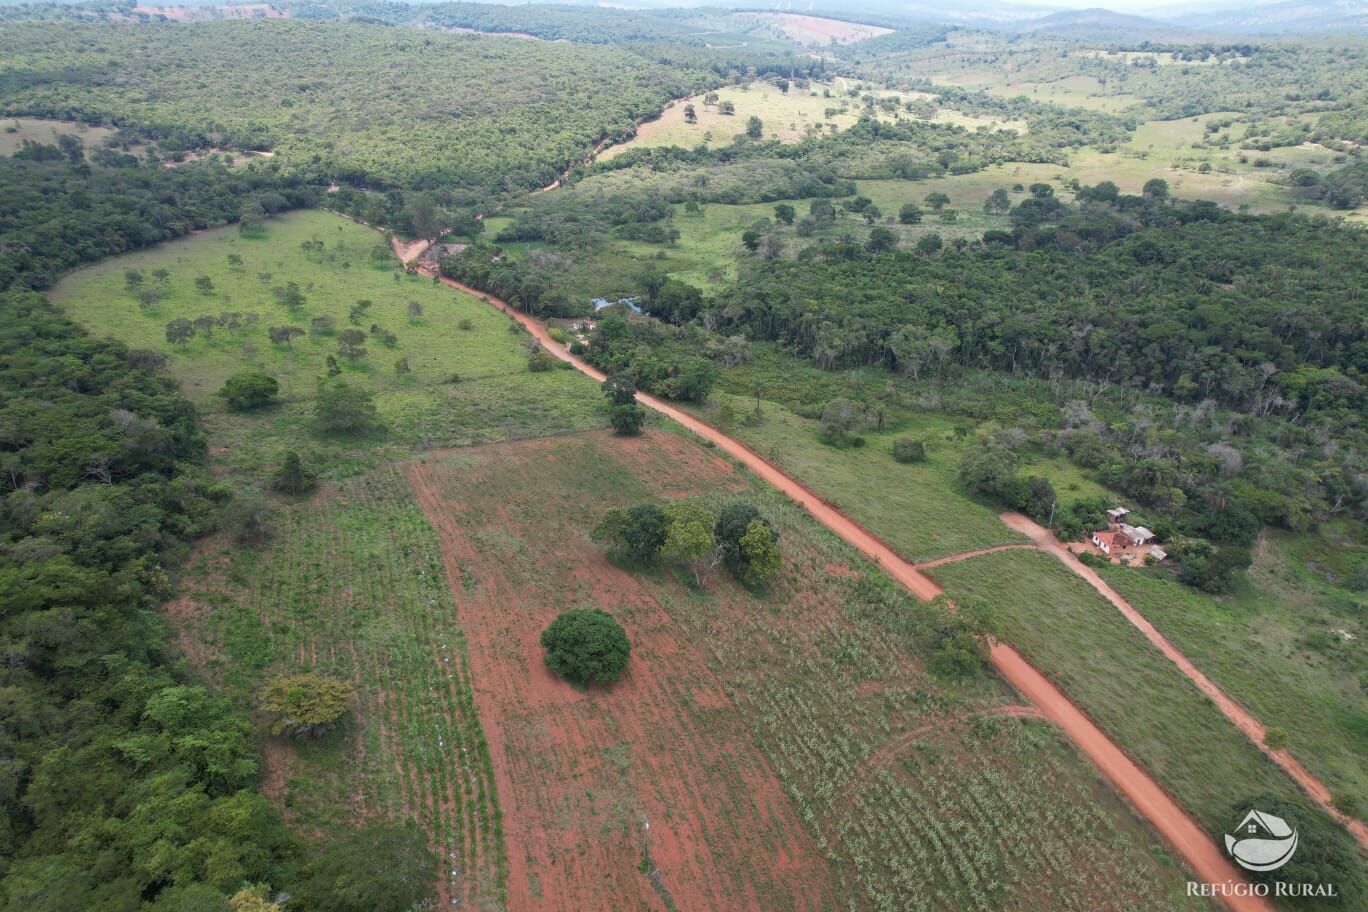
[[403, 430, 836, 912]]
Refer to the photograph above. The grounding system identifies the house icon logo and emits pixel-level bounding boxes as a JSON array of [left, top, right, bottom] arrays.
[[1225, 809, 1298, 872]]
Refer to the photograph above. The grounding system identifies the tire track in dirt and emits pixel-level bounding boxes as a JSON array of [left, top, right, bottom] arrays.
[[392, 235, 1273, 909], [999, 511, 1368, 849], [913, 542, 1036, 570]]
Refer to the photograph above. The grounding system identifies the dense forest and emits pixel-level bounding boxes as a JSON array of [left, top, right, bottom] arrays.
[[0, 128, 445, 909], [0, 149, 315, 291], [0, 20, 716, 191]]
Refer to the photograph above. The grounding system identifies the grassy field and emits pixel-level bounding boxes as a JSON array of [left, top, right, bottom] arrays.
[[173, 466, 505, 908], [0, 114, 121, 155], [49, 209, 607, 481], [694, 391, 1029, 562], [931, 549, 1308, 832], [1098, 532, 1366, 815], [986, 75, 1144, 113], [403, 428, 1208, 912], [601, 80, 1019, 162]]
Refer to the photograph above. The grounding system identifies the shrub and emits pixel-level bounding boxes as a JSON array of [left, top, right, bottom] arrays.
[[259, 673, 355, 737], [609, 403, 646, 435], [892, 438, 926, 463], [1263, 726, 1288, 750], [528, 349, 558, 372], [218, 371, 279, 412], [315, 380, 378, 436], [540, 609, 630, 686], [272, 451, 315, 496]]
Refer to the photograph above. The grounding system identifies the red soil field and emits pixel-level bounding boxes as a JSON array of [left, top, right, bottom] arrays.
[[403, 431, 838, 912]]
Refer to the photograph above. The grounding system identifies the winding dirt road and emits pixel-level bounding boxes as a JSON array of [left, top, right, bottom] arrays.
[[393, 241, 1273, 910], [1001, 512, 1368, 849]]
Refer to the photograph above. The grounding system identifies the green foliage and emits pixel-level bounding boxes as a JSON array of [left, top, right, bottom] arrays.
[[892, 437, 926, 463], [540, 609, 631, 686], [314, 380, 379, 436], [0, 21, 716, 192], [219, 371, 280, 412], [259, 673, 355, 738], [736, 518, 781, 587], [272, 451, 316, 496], [527, 349, 558, 372], [593, 504, 668, 561], [584, 316, 717, 403], [662, 501, 721, 587], [0, 154, 312, 293], [602, 370, 638, 405], [295, 822, 436, 912], [819, 397, 864, 446], [0, 291, 297, 907], [609, 403, 646, 435]]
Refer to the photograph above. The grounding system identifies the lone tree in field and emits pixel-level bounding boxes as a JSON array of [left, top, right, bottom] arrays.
[[268, 325, 304, 349], [602, 371, 637, 405], [260, 673, 355, 737], [337, 328, 368, 362], [272, 451, 316, 496], [165, 318, 195, 346], [893, 437, 926, 463], [315, 380, 378, 436], [610, 403, 646, 435], [736, 519, 782, 587], [746, 116, 764, 139], [218, 371, 279, 412], [541, 609, 630, 686], [715, 502, 781, 585]]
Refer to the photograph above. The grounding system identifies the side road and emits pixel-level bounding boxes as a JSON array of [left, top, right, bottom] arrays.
[[397, 240, 1272, 911], [997, 512, 1368, 849]]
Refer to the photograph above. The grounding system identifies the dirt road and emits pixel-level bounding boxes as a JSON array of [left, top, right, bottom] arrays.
[[913, 543, 1035, 570], [404, 257, 1273, 910], [1001, 512, 1368, 849]]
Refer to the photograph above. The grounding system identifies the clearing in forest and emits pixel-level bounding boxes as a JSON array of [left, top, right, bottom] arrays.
[[735, 12, 894, 47], [49, 209, 605, 480], [403, 428, 1208, 912]]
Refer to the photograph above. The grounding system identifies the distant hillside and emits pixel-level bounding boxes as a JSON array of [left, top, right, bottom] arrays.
[[1168, 0, 1368, 34], [1005, 7, 1202, 39]]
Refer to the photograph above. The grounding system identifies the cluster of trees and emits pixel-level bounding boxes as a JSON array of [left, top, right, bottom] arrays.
[[0, 291, 300, 907], [0, 151, 313, 292], [707, 194, 1366, 429], [592, 500, 782, 588], [583, 315, 718, 404], [0, 21, 717, 193]]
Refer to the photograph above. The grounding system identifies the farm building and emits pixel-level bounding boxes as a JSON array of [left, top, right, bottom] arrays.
[[1091, 530, 1128, 555], [1118, 524, 1156, 546]]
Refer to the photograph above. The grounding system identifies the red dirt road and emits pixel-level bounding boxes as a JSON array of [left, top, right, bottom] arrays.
[[1001, 511, 1368, 849], [396, 239, 1273, 909]]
